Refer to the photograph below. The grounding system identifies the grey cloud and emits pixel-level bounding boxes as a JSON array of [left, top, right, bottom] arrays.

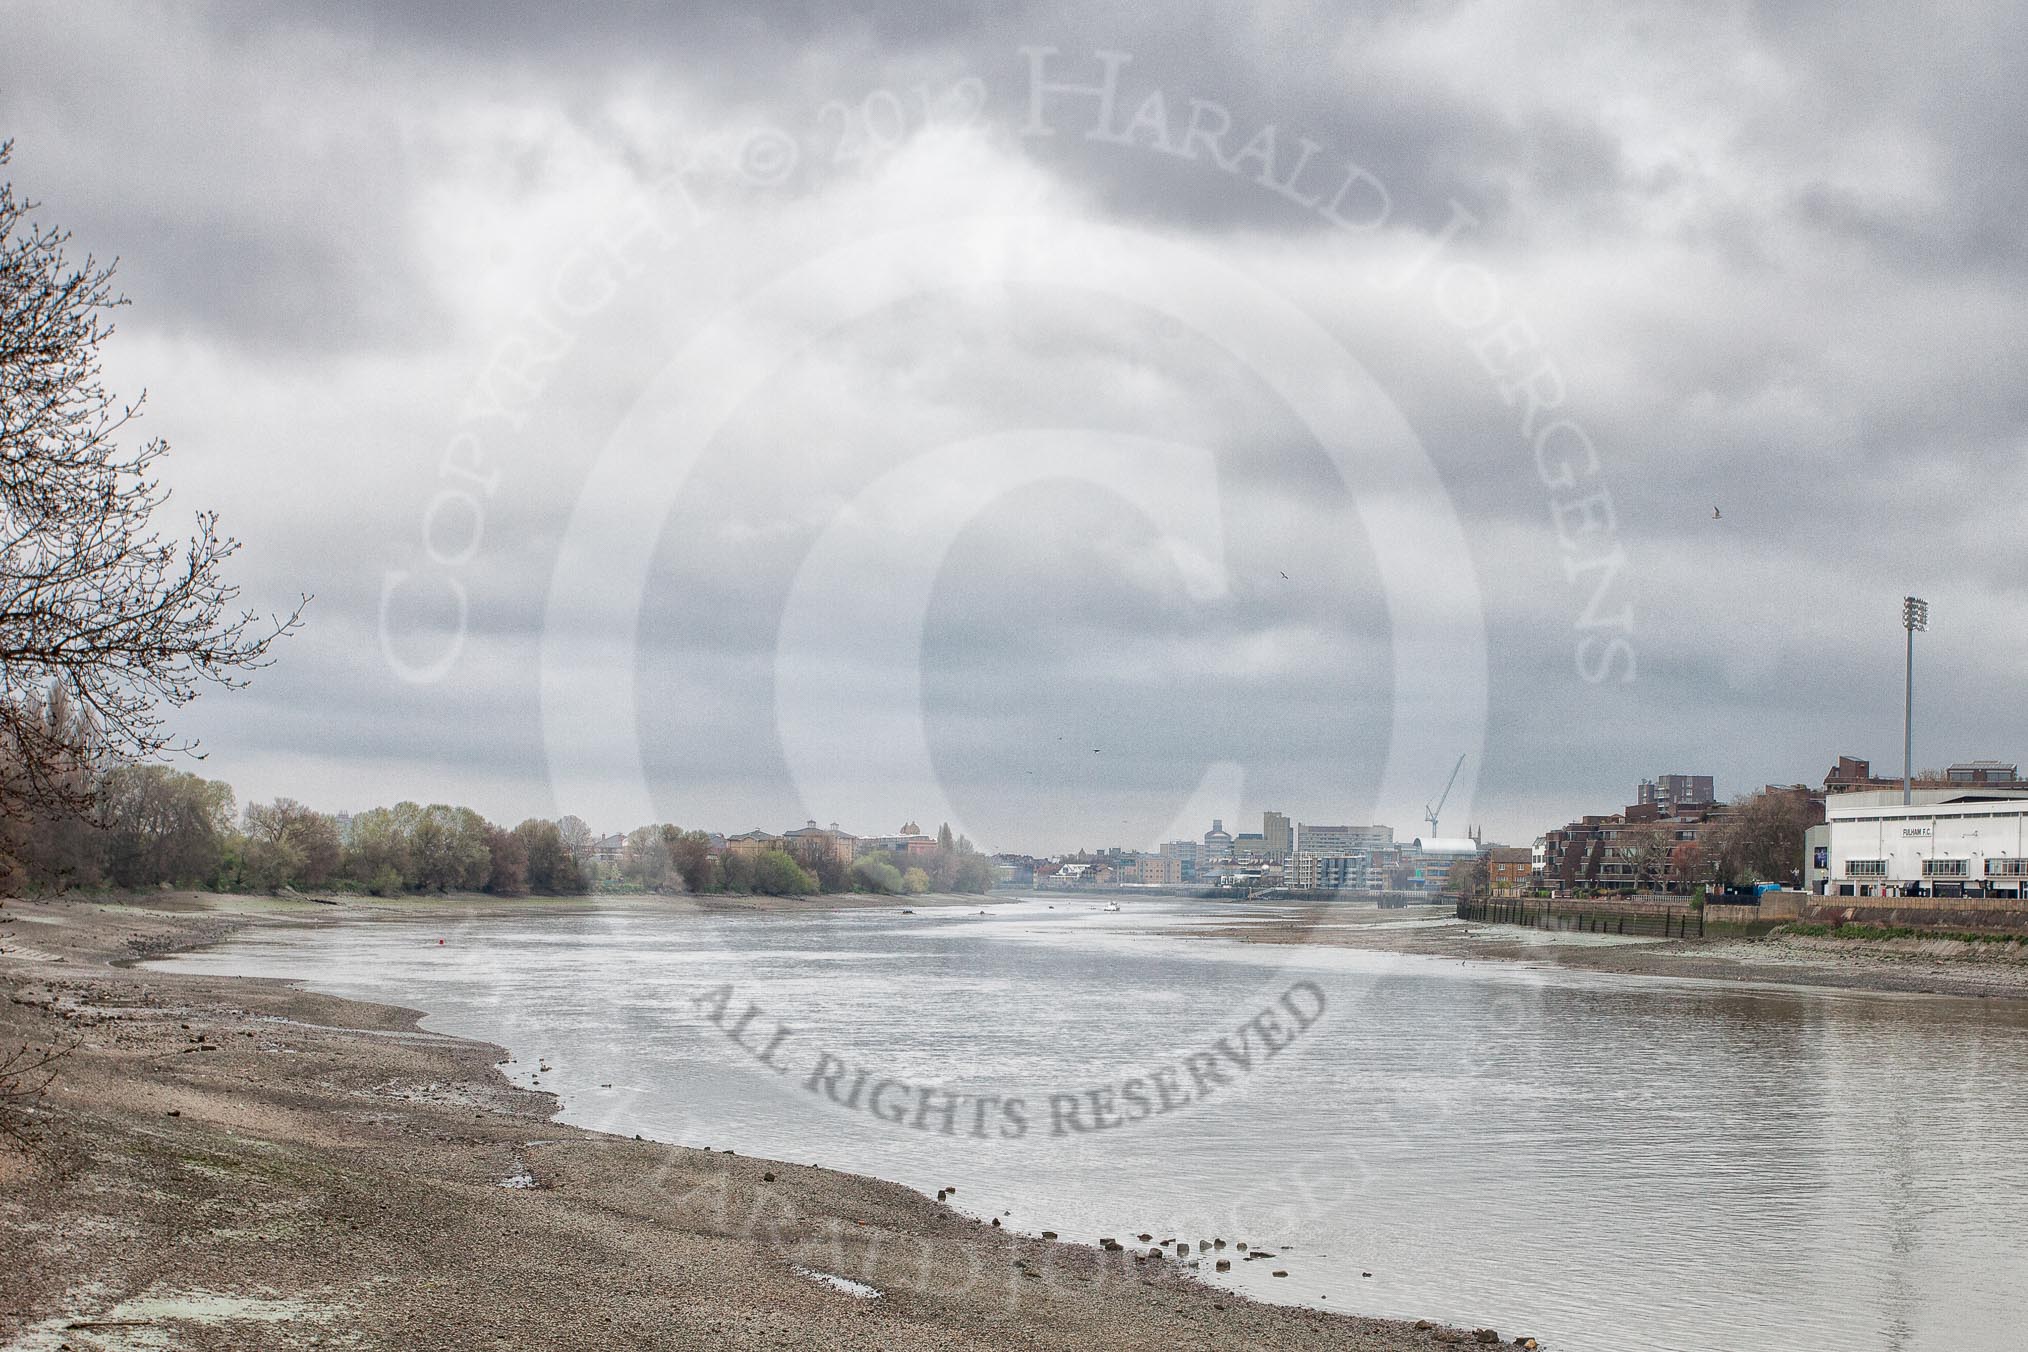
[[0, 26, 446, 354], [9, 0, 2026, 848]]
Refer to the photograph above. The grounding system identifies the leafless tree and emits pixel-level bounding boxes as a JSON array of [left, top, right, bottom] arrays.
[[1670, 838, 1707, 893], [0, 1038, 75, 1156], [1443, 852, 1490, 900], [0, 141, 303, 827], [1703, 788, 1818, 887], [241, 797, 342, 890], [555, 815, 594, 871], [1695, 786, 1825, 891], [1618, 822, 1676, 892]]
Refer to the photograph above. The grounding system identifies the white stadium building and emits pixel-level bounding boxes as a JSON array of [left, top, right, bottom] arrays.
[[1811, 789, 2028, 900]]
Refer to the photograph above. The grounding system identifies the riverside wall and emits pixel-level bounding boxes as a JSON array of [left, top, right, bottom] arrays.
[[1469, 889, 2028, 937], [1802, 894, 2028, 934], [1459, 892, 1804, 937]]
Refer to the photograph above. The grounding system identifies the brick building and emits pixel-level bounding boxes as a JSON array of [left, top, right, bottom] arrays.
[[1487, 846, 1534, 896]]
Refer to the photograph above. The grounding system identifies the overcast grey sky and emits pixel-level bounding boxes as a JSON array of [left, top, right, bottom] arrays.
[[4, 1, 2023, 851]]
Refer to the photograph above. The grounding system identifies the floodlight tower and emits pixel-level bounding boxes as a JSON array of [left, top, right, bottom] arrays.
[[1902, 596, 1928, 806]]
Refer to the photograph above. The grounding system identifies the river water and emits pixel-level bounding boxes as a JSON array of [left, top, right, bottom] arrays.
[[150, 897, 2028, 1351]]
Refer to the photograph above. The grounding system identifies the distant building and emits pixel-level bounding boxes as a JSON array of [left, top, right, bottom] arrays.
[[1284, 846, 1402, 892], [858, 822, 938, 857], [1539, 804, 1719, 895], [1294, 823, 1393, 855], [1210, 862, 1279, 891], [1295, 823, 1353, 854], [723, 830, 783, 858], [1120, 853, 1183, 886], [1157, 839, 1202, 880], [782, 820, 857, 870], [1263, 811, 1293, 858], [1824, 755, 2018, 796], [1288, 851, 1370, 890], [1407, 837, 1481, 891], [1203, 818, 1234, 862], [1488, 846, 1534, 896], [1825, 755, 1888, 793], [1637, 775, 1715, 812], [994, 855, 1037, 886]]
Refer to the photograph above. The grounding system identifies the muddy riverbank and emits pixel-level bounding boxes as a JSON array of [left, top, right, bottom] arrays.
[[0, 892, 1504, 1351], [1184, 901, 2028, 1000]]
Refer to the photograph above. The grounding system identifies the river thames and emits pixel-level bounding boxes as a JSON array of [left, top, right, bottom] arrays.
[[153, 897, 2028, 1351]]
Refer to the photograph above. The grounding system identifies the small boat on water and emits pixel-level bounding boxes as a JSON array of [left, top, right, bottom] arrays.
[[1101, 900, 1121, 913]]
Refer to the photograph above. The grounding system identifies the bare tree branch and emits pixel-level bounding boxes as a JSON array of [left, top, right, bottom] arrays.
[[0, 1037, 78, 1156], [0, 141, 305, 841]]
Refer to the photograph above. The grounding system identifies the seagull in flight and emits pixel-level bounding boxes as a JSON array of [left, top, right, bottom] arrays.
[[1279, 570, 1290, 579], [1712, 506, 1722, 520]]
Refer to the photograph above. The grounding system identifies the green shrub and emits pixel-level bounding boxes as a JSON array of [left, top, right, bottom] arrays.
[[1779, 921, 2025, 945], [751, 850, 816, 896], [851, 856, 904, 894]]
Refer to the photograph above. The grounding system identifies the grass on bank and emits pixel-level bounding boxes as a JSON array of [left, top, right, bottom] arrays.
[[1777, 922, 2028, 946]]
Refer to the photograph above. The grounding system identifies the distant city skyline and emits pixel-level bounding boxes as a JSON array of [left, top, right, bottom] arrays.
[[43, 742, 2028, 863], [250, 748, 2014, 861]]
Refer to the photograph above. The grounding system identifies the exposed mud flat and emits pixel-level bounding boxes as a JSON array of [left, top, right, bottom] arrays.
[[1, 892, 1486, 1350]]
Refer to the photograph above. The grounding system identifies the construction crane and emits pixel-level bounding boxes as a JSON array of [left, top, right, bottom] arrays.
[[1425, 754, 1466, 839]]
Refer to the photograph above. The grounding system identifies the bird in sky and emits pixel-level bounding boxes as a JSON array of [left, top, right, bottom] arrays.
[[1712, 506, 1722, 519], [1279, 569, 1290, 579]]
